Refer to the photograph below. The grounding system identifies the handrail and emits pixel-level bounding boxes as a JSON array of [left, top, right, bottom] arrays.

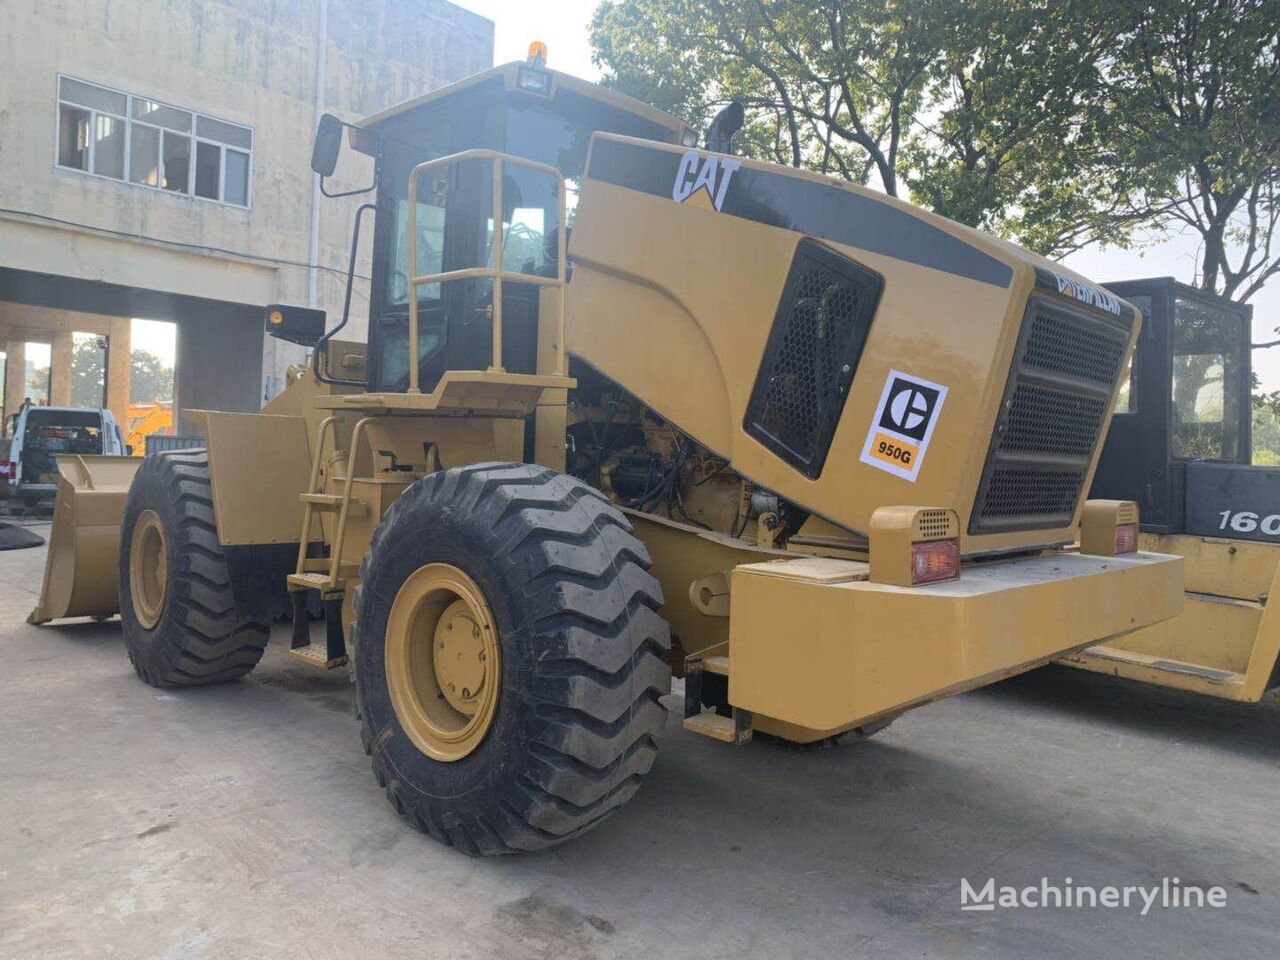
[[293, 416, 337, 580], [328, 417, 373, 585], [406, 148, 568, 392]]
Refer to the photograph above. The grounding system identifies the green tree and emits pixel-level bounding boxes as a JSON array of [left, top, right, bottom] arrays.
[[68, 338, 174, 407], [1104, 0, 1280, 305], [129, 349, 175, 405], [902, 1, 1130, 253], [590, 0, 1135, 254], [71, 338, 107, 408]]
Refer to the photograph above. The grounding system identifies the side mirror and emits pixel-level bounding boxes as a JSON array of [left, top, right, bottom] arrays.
[[311, 113, 344, 177]]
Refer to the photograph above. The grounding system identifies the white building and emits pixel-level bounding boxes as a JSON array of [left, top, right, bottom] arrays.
[[0, 0, 493, 432]]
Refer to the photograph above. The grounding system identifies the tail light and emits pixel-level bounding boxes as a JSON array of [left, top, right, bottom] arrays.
[[870, 506, 962, 587], [0, 461, 11, 480], [1080, 500, 1140, 557], [912, 539, 960, 585]]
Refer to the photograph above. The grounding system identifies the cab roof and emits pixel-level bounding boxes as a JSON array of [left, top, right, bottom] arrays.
[[350, 61, 692, 154]]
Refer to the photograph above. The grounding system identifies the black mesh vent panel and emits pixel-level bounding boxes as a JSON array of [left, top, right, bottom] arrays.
[[1022, 309, 1128, 384], [980, 468, 1084, 523], [1001, 384, 1108, 458], [970, 293, 1133, 535], [745, 240, 883, 478]]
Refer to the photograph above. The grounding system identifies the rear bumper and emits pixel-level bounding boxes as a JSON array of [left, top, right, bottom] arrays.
[[728, 550, 1183, 733]]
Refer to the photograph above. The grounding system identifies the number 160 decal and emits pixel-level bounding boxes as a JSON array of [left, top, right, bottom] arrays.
[[1219, 510, 1280, 537]]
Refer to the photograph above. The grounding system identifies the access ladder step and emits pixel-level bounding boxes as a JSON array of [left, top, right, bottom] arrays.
[[683, 710, 753, 744], [702, 655, 730, 676], [288, 594, 348, 669], [682, 652, 751, 744], [299, 493, 368, 516], [288, 642, 349, 669], [287, 572, 342, 594]]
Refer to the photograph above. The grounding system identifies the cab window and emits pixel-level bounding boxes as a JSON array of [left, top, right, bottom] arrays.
[[1171, 295, 1244, 460], [1112, 295, 1149, 415]]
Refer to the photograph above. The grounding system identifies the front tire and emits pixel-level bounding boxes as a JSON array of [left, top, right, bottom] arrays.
[[119, 450, 269, 686], [353, 463, 672, 855]]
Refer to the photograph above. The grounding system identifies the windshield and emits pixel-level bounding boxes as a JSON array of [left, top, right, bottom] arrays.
[[1171, 295, 1245, 461], [24, 410, 105, 454], [371, 90, 678, 394], [384, 95, 674, 311], [20, 410, 104, 483]]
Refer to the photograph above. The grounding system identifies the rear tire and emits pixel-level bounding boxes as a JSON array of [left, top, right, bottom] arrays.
[[353, 462, 672, 855], [119, 450, 269, 686]]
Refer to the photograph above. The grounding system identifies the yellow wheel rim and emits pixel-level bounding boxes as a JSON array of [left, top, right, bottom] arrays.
[[130, 509, 168, 630], [384, 563, 501, 762]]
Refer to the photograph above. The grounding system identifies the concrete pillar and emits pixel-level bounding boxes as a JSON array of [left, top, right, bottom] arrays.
[[106, 318, 131, 432], [50, 330, 74, 407], [2, 341, 26, 426]]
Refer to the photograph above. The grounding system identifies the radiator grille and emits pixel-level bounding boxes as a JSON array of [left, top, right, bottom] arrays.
[[979, 468, 1086, 524], [1001, 383, 1108, 458], [745, 240, 882, 478], [970, 294, 1132, 534], [1023, 309, 1128, 384]]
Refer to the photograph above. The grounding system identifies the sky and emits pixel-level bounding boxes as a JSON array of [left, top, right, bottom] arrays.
[[452, 0, 605, 80]]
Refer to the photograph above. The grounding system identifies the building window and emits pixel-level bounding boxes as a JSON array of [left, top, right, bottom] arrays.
[[56, 75, 252, 208]]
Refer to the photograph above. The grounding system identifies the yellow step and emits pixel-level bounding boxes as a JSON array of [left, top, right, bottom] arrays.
[[683, 710, 752, 745], [702, 655, 730, 676], [289, 642, 349, 669], [287, 572, 340, 593], [287, 564, 359, 593], [299, 493, 367, 516]]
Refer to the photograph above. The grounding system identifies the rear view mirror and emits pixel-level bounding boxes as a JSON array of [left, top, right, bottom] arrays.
[[311, 113, 344, 177]]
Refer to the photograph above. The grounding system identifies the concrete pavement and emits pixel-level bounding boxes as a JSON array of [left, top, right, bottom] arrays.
[[2, 526, 1277, 959]]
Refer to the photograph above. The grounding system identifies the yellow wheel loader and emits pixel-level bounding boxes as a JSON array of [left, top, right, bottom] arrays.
[[30, 58, 1183, 855], [1066, 277, 1280, 701]]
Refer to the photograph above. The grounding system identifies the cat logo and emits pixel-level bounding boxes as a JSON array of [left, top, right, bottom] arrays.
[[671, 151, 741, 212], [860, 371, 949, 482]]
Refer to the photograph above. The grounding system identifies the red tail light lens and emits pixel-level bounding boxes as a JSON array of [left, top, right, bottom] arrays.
[[911, 539, 960, 585], [1115, 522, 1137, 555]]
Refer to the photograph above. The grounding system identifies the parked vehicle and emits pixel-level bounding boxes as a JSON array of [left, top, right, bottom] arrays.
[[3, 405, 126, 507]]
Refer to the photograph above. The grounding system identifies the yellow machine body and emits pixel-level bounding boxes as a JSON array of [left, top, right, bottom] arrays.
[[29, 455, 142, 624], [567, 134, 1135, 554], [29, 61, 1185, 747]]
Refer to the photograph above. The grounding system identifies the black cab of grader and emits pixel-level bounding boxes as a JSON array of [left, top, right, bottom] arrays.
[[1091, 277, 1256, 536]]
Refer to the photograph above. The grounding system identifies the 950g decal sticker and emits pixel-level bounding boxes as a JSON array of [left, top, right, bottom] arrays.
[[859, 371, 948, 481]]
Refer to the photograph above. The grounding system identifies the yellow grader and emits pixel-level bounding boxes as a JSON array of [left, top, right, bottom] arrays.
[[1067, 277, 1280, 701], [30, 58, 1182, 855]]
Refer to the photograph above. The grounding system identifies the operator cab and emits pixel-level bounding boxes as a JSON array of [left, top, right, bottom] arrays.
[[338, 61, 694, 395], [1091, 277, 1255, 535]]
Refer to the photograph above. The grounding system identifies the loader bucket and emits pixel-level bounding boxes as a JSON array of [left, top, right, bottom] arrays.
[[28, 455, 141, 624]]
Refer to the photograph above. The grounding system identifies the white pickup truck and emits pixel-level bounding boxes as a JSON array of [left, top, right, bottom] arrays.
[[1, 406, 126, 506]]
